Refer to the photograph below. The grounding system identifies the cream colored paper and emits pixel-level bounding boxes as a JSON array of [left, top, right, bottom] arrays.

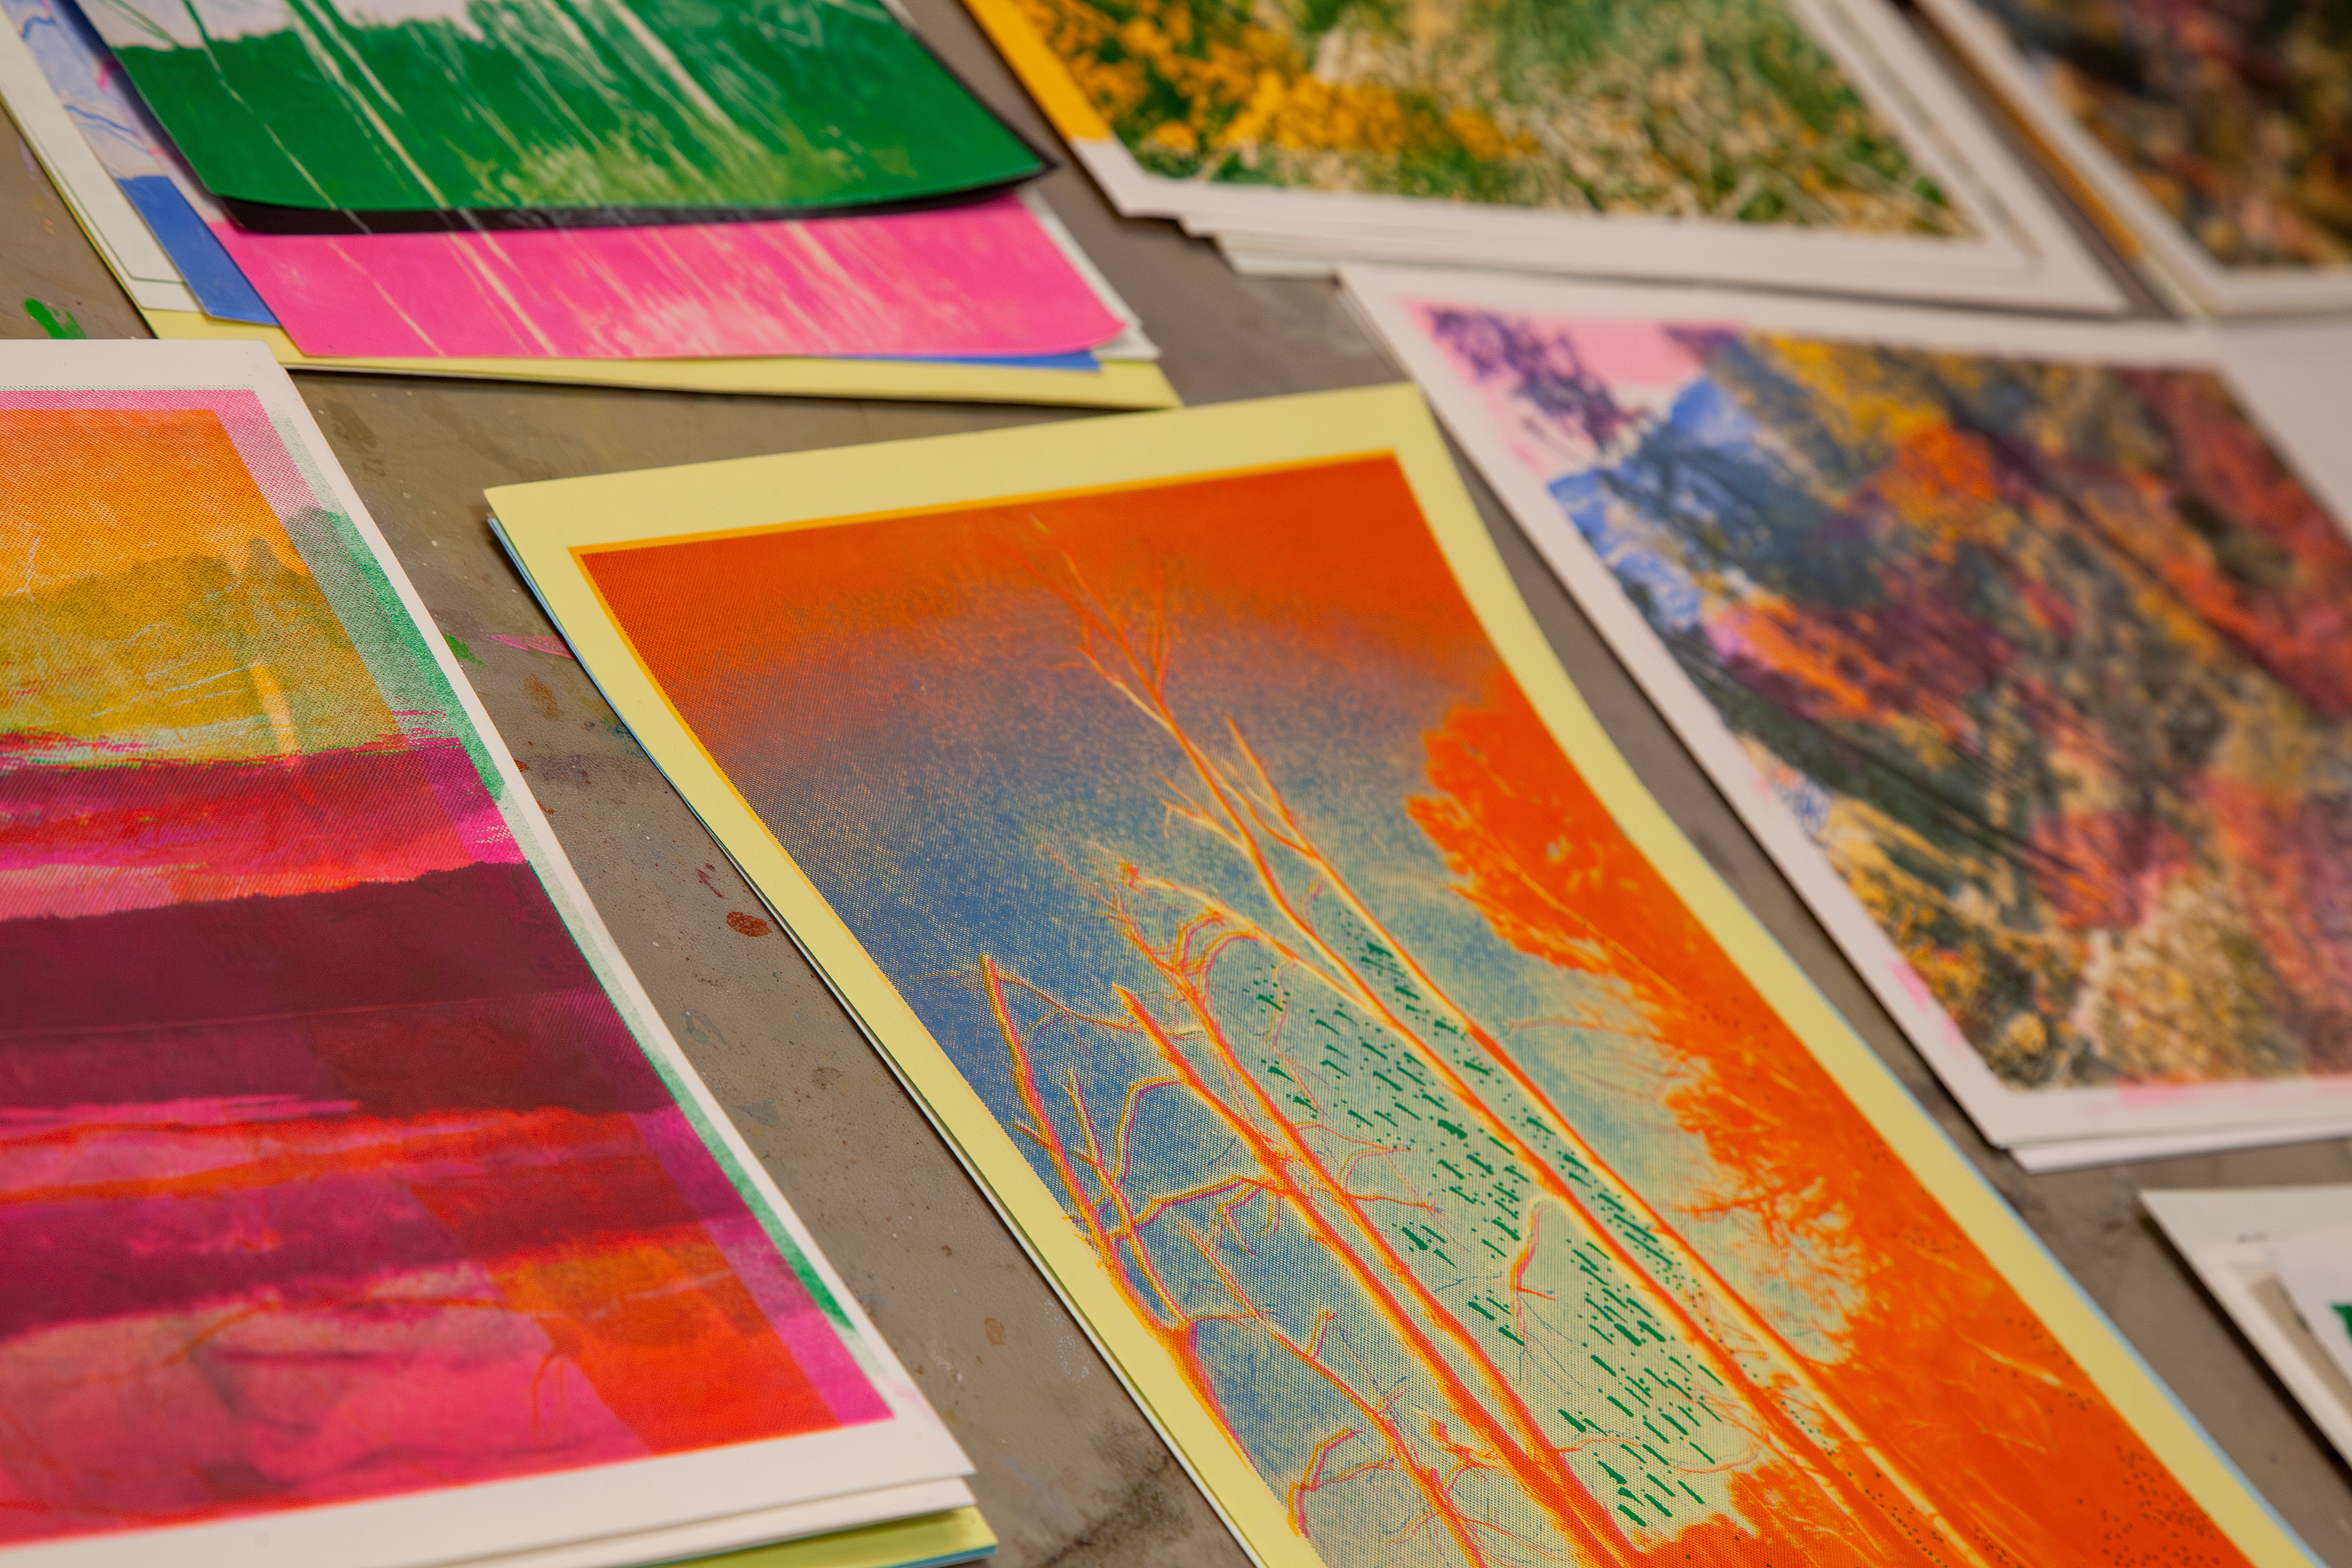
[[702, 1507, 993, 1568]]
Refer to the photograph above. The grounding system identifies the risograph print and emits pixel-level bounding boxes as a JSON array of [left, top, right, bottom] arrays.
[[83, 0, 1041, 219], [1962, 0, 2352, 268], [581, 458, 2253, 1566], [0, 390, 887, 1543], [1002, 0, 1970, 233], [1414, 306, 2352, 1096]]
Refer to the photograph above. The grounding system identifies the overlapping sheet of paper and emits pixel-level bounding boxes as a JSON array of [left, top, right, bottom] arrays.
[[12, 0, 1119, 359], [2, 0, 1116, 359], [0, 339, 983, 1568], [963, 0, 2121, 310], [490, 385, 2312, 1568], [1912, 0, 2352, 316], [199, 198, 1124, 362], [2147, 1187, 2352, 1465], [132, 305, 1180, 408], [1345, 263, 2352, 1168], [0, 0, 1176, 408]]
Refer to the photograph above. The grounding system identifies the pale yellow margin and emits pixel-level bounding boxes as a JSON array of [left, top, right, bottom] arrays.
[[140, 310, 1179, 410], [960, 0, 1112, 142], [701, 1507, 993, 1568], [488, 384, 2312, 1568]]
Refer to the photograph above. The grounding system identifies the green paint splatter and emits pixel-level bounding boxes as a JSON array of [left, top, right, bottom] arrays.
[[445, 634, 483, 665], [24, 299, 85, 339]]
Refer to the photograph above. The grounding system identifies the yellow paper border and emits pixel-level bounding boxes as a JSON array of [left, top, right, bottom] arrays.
[[140, 311, 1179, 410], [699, 1506, 994, 1568], [960, 0, 1111, 142], [488, 384, 2314, 1568]]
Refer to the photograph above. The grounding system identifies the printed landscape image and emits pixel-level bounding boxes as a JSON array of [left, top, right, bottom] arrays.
[[1423, 304, 2352, 1093], [585, 459, 2251, 1566], [1013, 0, 1970, 231], [0, 394, 883, 1543], [1971, 0, 2352, 267]]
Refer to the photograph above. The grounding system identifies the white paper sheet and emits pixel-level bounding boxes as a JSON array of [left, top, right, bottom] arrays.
[[2148, 1188, 2352, 1463]]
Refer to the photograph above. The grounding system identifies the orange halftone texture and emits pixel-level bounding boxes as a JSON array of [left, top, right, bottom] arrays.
[[1411, 679, 2254, 1567], [478, 1232, 836, 1452], [0, 408, 303, 592], [583, 455, 1491, 697]]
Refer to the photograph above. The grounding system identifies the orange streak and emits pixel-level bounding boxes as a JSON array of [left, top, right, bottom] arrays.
[[1116, 984, 1635, 1566], [982, 955, 1235, 1437], [1049, 570, 1962, 1566]]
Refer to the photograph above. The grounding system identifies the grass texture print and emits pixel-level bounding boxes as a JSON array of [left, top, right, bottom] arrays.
[[85, 0, 1043, 220], [1014, 0, 1966, 232]]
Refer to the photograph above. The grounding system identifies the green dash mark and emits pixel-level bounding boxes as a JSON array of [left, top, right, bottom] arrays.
[[2333, 1303, 2352, 1336], [445, 635, 483, 665], [24, 299, 86, 338]]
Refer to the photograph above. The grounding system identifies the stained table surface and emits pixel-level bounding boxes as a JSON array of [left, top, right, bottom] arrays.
[[5, 3, 2351, 1561]]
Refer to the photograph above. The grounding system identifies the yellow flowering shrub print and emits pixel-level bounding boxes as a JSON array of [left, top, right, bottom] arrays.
[[1015, 0, 1971, 232]]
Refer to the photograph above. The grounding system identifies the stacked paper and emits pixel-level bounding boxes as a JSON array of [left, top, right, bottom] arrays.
[[0, 0, 1175, 406], [2149, 1187, 2352, 1461], [0, 338, 989, 1568], [1913, 0, 2352, 316]]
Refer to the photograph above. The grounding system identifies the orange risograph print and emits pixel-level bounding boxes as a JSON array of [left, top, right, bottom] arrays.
[[583, 457, 2252, 1567]]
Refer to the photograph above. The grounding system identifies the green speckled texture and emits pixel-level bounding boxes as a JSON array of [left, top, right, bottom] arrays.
[[88, 0, 1041, 215]]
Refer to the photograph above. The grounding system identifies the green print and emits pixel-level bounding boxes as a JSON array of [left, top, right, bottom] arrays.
[[87, 0, 1043, 219]]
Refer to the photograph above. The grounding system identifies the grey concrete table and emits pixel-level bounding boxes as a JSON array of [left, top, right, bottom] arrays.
[[5, 5, 2349, 1560]]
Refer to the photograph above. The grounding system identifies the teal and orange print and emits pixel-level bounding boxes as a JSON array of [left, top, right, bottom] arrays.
[[581, 457, 2254, 1565]]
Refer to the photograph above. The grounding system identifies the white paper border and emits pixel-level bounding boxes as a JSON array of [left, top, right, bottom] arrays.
[[1912, 0, 2352, 317], [2146, 1188, 2352, 1462], [0, 3, 192, 311]]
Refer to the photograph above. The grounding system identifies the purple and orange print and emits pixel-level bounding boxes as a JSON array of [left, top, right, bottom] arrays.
[[1419, 305, 2352, 1098], [0, 392, 884, 1545]]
